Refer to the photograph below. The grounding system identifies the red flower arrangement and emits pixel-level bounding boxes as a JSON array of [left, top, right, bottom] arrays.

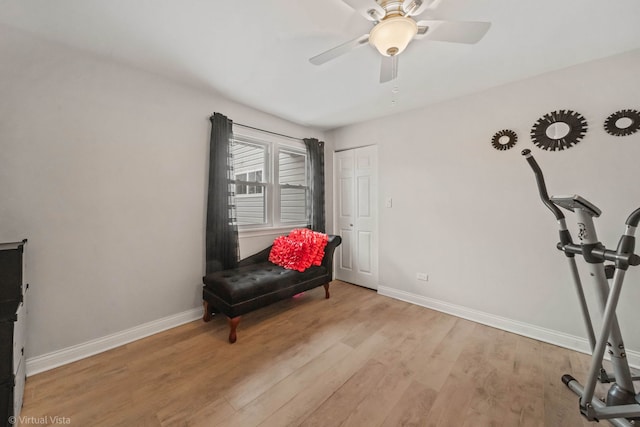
[[269, 228, 329, 272]]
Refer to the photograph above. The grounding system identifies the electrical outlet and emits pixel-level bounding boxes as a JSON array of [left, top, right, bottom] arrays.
[[416, 272, 428, 281]]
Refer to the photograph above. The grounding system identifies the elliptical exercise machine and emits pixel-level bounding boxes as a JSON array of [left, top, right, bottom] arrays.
[[522, 149, 640, 426]]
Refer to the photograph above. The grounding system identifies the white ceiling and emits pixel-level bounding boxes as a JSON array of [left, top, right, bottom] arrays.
[[2, 0, 640, 130]]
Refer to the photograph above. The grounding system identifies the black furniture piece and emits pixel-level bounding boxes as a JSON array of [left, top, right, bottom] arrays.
[[0, 240, 27, 427], [202, 235, 341, 343]]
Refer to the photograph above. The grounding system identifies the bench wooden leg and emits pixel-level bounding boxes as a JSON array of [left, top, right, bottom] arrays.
[[228, 316, 241, 343], [203, 300, 213, 322], [324, 283, 330, 299]]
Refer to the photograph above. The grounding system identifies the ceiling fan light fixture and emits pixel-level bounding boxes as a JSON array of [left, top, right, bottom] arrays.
[[369, 16, 418, 56]]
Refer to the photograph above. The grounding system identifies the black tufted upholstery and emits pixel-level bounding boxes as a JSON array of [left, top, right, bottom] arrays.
[[202, 235, 341, 319]]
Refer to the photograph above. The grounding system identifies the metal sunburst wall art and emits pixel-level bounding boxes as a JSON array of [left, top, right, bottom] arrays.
[[604, 109, 640, 137], [491, 129, 517, 151], [530, 110, 588, 151]]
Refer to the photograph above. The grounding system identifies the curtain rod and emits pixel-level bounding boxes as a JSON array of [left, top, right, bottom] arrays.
[[233, 122, 304, 143]]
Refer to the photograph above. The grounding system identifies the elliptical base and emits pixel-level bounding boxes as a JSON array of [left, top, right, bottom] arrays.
[[563, 374, 640, 426]]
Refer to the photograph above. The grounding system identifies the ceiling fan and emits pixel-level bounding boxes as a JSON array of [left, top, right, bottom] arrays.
[[309, 0, 491, 83]]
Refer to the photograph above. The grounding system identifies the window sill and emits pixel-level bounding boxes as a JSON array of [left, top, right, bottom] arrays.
[[238, 225, 307, 239]]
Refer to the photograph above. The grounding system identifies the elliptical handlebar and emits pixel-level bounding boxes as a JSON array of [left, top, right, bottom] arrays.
[[521, 149, 640, 228], [626, 207, 640, 228], [521, 149, 565, 221]]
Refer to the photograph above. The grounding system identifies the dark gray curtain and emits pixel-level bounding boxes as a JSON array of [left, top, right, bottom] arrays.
[[206, 113, 239, 274], [303, 138, 326, 233]]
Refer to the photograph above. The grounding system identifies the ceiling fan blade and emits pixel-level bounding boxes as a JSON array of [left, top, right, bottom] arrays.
[[343, 0, 385, 21], [380, 55, 398, 83], [415, 20, 491, 44], [309, 34, 370, 65]]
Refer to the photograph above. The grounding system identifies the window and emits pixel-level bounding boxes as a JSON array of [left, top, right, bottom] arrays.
[[232, 140, 267, 226], [279, 150, 307, 223], [231, 129, 308, 230], [235, 170, 263, 196]]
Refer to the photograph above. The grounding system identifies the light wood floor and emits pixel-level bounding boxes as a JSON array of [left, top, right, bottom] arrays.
[[21, 281, 622, 426]]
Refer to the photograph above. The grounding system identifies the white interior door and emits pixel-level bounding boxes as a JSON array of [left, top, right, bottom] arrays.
[[334, 146, 378, 290]]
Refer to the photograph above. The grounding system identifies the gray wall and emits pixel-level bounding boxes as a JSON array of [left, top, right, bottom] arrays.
[[0, 23, 329, 358], [329, 48, 640, 360]]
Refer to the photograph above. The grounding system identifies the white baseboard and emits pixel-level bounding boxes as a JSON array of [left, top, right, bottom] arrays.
[[26, 307, 202, 376], [377, 286, 640, 369]]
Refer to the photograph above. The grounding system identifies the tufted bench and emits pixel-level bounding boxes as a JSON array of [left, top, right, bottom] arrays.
[[202, 235, 341, 343]]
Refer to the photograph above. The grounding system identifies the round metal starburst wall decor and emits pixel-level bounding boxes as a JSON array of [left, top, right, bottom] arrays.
[[530, 110, 588, 151], [491, 129, 517, 151], [604, 109, 640, 136]]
